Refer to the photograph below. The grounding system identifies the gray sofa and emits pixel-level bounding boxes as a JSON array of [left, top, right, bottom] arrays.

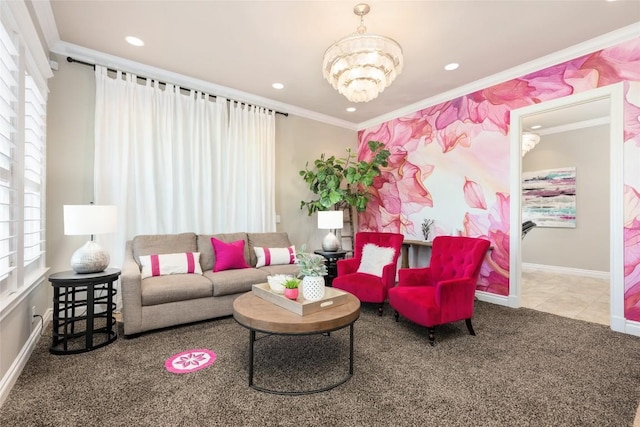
[[121, 231, 299, 336]]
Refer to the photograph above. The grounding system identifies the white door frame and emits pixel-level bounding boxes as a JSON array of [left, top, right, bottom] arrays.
[[508, 83, 626, 332]]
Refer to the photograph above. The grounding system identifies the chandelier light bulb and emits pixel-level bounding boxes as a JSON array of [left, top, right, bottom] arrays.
[[322, 3, 404, 103]]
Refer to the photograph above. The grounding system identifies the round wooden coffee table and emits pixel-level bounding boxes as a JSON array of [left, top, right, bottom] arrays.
[[233, 291, 360, 395]]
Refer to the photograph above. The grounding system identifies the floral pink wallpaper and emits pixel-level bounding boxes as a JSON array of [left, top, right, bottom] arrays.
[[358, 37, 640, 319]]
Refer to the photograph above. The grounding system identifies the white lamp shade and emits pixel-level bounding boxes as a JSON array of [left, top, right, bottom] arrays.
[[317, 210, 343, 230], [63, 205, 117, 236]]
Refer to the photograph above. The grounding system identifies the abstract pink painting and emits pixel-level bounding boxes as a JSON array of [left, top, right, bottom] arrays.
[[357, 37, 640, 320]]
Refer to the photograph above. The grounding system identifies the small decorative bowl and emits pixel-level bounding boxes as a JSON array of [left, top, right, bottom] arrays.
[[267, 275, 290, 294]]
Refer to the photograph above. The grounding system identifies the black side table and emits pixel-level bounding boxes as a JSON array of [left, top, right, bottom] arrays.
[[314, 250, 348, 285], [49, 268, 120, 355]]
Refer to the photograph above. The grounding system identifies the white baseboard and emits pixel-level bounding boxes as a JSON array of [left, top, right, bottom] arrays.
[[0, 308, 52, 407], [622, 319, 640, 337], [522, 263, 609, 280], [476, 291, 510, 306]]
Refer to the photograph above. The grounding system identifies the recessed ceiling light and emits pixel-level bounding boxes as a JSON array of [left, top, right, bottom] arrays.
[[346, 107, 356, 112], [125, 36, 144, 47], [444, 63, 459, 71], [530, 124, 542, 130], [272, 83, 284, 90]]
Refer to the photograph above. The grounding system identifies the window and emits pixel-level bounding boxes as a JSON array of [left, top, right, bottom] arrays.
[[0, 20, 18, 297], [23, 74, 45, 270], [0, 6, 48, 307]]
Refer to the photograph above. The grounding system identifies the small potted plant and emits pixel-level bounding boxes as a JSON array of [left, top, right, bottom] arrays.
[[422, 218, 434, 241], [283, 277, 301, 300], [296, 247, 328, 301]]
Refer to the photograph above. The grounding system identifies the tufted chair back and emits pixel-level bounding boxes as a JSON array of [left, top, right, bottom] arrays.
[[429, 236, 490, 284]]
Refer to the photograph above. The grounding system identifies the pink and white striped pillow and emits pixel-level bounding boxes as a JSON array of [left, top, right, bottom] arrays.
[[254, 246, 296, 268], [139, 252, 203, 279]]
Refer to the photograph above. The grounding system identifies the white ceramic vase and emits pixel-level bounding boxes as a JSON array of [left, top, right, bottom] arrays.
[[302, 276, 325, 301]]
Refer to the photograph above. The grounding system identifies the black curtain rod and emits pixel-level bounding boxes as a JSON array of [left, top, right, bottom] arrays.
[[66, 57, 288, 117]]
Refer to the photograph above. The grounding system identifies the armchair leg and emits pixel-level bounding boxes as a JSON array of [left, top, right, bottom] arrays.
[[377, 303, 384, 316], [394, 310, 399, 322], [428, 328, 435, 346], [465, 318, 476, 336]]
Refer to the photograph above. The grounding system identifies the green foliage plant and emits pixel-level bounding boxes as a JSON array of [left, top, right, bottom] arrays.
[[296, 247, 328, 277], [283, 278, 301, 289], [299, 140, 390, 215]]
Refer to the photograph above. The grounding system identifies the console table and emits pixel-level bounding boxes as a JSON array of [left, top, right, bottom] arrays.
[[402, 239, 493, 268], [49, 268, 120, 355], [401, 239, 433, 268]]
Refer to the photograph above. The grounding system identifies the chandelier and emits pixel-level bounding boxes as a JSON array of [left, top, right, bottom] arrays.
[[522, 133, 541, 156], [322, 3, 404, 103]]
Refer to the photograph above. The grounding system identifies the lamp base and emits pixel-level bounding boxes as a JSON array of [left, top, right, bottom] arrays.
[[70, 240, 110, 274], [321, 232, 340, 252]]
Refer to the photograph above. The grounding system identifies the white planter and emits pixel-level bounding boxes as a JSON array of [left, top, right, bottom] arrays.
[[302, 276, 325, 301]]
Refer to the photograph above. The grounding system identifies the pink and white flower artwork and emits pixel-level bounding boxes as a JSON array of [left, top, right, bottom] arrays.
[[358, 37, 640, 319]]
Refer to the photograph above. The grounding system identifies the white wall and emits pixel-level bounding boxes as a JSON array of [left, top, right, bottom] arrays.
[[522, 124, 610, 272], [44, 54, 356, 274], [275, 115, 356, 251]]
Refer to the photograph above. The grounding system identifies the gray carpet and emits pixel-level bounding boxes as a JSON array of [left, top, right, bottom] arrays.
[[1, 301, 639, 427]]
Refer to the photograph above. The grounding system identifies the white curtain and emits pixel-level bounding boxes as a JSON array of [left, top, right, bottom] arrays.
[[93, 66, 276, 268]]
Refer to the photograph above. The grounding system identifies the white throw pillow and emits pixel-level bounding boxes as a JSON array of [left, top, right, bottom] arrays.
[[139, 252, 203, 279], [254, 246, 296, 268], [357, 243, 395, 278]]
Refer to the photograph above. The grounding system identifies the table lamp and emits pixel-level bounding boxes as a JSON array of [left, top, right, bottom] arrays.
[[318, 210, 343, 252], [63, 204, 117, 274]]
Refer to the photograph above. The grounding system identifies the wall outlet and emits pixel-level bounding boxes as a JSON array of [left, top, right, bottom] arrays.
[[31, 306, 36, 318]]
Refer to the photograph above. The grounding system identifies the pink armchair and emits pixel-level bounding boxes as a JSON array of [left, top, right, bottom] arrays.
[[388, 236, 490, 346], [332, 232, 404, 315]]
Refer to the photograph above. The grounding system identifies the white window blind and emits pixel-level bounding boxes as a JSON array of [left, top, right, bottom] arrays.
[[23, 74, 44, 267], [0, 20, 18, 295]]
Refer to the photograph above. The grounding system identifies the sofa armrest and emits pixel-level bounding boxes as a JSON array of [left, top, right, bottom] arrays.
[[121, 240, 143, 336]]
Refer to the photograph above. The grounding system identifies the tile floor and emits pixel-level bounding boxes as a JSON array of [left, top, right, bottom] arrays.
[[520, 270, 610, 325]]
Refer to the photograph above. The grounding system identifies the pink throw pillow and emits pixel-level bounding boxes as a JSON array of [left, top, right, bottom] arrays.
[[211, 237, 250, 272]]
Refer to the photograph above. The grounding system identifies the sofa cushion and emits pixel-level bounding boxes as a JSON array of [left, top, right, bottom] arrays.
[[254, 246, 296, 268], [212, 238, 251, 272], [247, 232, 293, 267], [357, 243, 396, 278], [133, 233, 197, 265], [258, 264, 300, 277], [198, 232, 248, 271], [141, 273, 213, 306], [139, 252, 203, 279], [203, 268, 269, 297]]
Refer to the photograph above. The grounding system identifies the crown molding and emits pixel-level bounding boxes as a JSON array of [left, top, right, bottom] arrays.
[[357, 23, 640, 131], [47, 21, 639, 134], [49, 41, 358, 131], [539, 116, 610, 136]]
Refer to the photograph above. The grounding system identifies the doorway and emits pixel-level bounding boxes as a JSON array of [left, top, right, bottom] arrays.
[[520, 103, 610, 324], [508, 84, 625, 332]]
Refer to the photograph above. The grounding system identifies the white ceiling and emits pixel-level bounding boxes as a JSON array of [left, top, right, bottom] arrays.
[[45, 1, 640, 128]]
